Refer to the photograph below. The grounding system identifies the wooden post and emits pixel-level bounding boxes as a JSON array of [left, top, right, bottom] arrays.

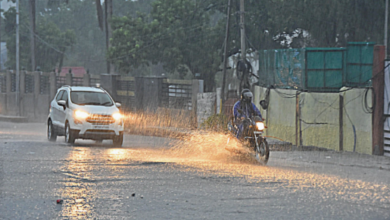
[[299, 94, 302, 147], [295, 91, 299, 146], [372, 45, 385, 155], [339, 93, 344, 151]]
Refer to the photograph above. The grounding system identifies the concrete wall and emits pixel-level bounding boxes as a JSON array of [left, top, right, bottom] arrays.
[[0, 94, 6, 114], [263, 88, 297, 144], [300, 92, 340, 150], [253, 86, 373, 154], [197, 93, 216, 126], [342, 89, 372, 154], [0, 73, 205, 123]]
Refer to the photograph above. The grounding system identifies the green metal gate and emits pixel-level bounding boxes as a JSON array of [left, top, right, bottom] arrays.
[[258, 42, 375, 92], [305, 48, 345, 92], [345, 42, 375, 86]]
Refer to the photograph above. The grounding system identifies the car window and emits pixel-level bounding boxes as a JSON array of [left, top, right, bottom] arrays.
[[70, 91, 113, 106], [56, 91, 64, 101], [61, 91, 68, 102]]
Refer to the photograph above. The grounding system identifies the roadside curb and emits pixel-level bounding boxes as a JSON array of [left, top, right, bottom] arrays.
[[0, 115, 28, 123], [269, 143, 331, 152]]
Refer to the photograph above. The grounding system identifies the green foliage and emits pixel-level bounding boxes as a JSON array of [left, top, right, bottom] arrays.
[[37, 0, 106, 73], [212, 0, 385, 49], [4, 6, 75, 71], [109, 0, 224, 91], [200, 114, 229, 132]]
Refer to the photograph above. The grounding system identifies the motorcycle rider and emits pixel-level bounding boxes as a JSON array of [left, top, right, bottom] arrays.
[[233, 89, 262, 139]]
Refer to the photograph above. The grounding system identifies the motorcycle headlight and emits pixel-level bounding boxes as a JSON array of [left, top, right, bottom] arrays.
[[256, 122, 265, 130], [112, 112, 123, 121], [75, 110, 89, 119]]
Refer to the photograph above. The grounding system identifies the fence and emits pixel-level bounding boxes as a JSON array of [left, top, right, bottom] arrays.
[[40, 74, 50, 95], [90, 75, 100, 87], [113, 76, 198, 112], [72, 77, 83, 86], [0, 71, 203, 121], [116, 76, 135, 111], [25, 73, 34, 93], [252, 85, 373, 155], [162, 79, 193, 110], [0, 71, 115, 120], [0, 73, 6, 93], [258, 42, 375, 92], [56, 76, 66, 89]]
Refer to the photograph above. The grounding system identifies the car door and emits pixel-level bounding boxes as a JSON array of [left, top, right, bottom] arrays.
[[57, 90, 69, 128], [51, 90, 64, 128]]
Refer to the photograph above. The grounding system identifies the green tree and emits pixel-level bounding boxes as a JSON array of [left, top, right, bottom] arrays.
[[109, 0, 225, 91], [4, 7, 75, 72]]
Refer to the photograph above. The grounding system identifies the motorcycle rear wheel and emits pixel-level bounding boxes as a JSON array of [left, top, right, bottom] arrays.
[[255, 139, 269, 165]]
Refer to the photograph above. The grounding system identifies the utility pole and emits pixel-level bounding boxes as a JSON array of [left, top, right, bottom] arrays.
[[385, 0, 388, 58], [29, 0, 36, 71], [16, 0, 20, 115], [238, 0, 247, 91], [221, 0, 231, 103], [104, 0, 110, 74], [240, 0, 246, 61], [0, 0, 2, 70], [104, 0, 113, 74]]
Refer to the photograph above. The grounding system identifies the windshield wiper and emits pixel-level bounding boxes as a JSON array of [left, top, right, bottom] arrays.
[[101, 101, 113, 106]]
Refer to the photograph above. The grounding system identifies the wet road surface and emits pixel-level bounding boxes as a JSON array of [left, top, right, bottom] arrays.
[[0, 122, 389, 219]]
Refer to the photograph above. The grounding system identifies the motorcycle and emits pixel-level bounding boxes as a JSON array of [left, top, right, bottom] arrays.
[[227, 113, 270, 164]]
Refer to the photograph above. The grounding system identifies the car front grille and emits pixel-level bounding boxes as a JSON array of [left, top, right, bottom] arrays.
[[86, 114, 115, 125]]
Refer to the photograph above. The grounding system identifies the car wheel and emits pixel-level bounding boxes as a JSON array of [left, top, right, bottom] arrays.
[[47, 120, 57, 142], [112, 134, 123, 147], [65, 122, 76, 144]]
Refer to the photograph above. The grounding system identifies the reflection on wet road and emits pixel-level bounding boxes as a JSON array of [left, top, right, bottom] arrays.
[[1, 122, 390, 219], [59, 149, 96, 219]]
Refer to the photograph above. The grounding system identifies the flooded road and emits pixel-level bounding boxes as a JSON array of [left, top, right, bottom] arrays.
[[0, 122, 389, 219]]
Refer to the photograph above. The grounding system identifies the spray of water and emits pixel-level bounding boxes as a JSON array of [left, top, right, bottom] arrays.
[[169, 131, 253, 162]]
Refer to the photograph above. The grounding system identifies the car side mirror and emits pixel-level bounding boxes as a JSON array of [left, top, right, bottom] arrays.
[[115, 102, 122, 108], [58, 100, 66, 110]]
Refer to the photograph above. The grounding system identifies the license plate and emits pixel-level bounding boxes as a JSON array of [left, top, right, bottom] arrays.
[[93, 125, 109, 130]]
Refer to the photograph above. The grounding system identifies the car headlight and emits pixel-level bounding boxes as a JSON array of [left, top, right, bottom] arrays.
[[112, 112, 123, 121], [75, 110, 89, 119], [256, 122, 265, 130]]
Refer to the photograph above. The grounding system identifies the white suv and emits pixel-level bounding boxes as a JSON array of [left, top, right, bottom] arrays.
[[47, 86, 124, 146]]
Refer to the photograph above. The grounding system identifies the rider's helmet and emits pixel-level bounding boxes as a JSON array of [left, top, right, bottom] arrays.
[[241, 89, 253, 104]]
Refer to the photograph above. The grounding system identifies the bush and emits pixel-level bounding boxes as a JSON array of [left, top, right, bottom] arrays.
[[200, 114, 230, 132]]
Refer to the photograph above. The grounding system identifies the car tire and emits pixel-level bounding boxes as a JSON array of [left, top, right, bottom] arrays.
[[47, 120, 57, 142], [65, 122, 76, 144], [112, 133, 123, 147]]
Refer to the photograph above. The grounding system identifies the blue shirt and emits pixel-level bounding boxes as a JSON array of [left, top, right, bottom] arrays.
[[233, 100, 262, 120]]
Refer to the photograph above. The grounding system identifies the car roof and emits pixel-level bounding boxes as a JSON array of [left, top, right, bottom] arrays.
[[60, 86, 105, 93]]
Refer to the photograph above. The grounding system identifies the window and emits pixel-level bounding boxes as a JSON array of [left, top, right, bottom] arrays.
[[61, 91, 68, 102], [70, 91, 113, 106], [56, 90, 64, 101]]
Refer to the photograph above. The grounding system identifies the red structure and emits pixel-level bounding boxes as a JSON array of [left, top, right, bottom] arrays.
[[56, 67, 87, 77]]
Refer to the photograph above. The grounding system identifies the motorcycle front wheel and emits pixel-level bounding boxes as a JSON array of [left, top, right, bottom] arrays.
[[255, 139, 269, 165]]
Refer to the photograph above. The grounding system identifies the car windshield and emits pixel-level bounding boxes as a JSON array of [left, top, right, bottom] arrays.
[[70, 91, 113, 106]]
